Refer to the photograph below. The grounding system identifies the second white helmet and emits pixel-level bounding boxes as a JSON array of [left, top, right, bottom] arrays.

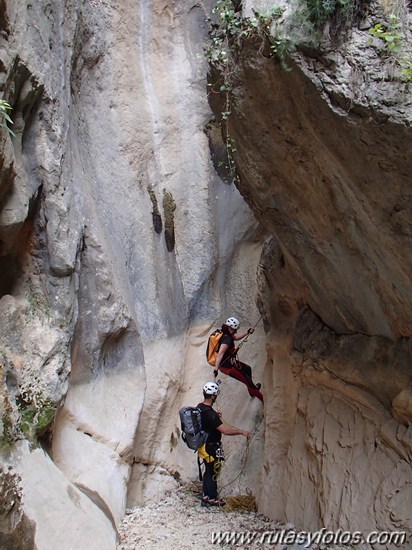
[[226, 317, 240, 329], [203, 382, 220, 396]]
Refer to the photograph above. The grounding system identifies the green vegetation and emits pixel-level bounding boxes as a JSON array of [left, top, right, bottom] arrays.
[[369, 14, 405, 53], [205, 0, 367, 76], [206, 1, 291, 183], [19, 406, 36, 438], [1, 412, 14, 450], [400, 60, 412, 82], [0, 99, 15, 137], [18, 396, 56, 441], [0, 392, 56, 448], [0, 357, 16, 451], [36, 402, 56, 433], [217, 133, 237, 182], [369, 12, 412, 82], [305, 0, 353, 29], [205, 0, 411, 184], [26, 291, 51, 322], [206, 0, 288, 71], [1, 349, 55, 449], [206, 0, 411, 126]]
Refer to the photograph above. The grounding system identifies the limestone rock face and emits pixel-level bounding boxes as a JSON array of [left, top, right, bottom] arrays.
[[0, 0, 264, 547], [219, 47, 412, 338], [16, 443, 117, 550], [207, 0, 412, 539], [0, 464, 35, 550]]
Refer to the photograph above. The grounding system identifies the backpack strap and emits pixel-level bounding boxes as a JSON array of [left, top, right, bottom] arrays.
[[197, 454, 203, 481]]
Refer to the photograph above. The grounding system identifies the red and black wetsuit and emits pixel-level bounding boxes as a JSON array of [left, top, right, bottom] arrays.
[[218, 325, 263, 402]]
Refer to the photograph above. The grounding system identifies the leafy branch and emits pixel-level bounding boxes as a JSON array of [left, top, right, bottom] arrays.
[[206, 0, 287, 182], [369, 14, 405, 53], [369, 13, 412, 82], [0, 99, 15, 137], [206, 0, 287, 74]]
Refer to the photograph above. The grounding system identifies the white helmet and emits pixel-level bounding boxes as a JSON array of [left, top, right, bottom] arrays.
[[203, 382, 220, 396], [225, 317, 240, 329]]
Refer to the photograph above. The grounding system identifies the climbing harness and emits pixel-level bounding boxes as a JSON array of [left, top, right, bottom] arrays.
[[213, 316, 264, 402], [213, 315, 263, 377], [198, 441, 225, 482]]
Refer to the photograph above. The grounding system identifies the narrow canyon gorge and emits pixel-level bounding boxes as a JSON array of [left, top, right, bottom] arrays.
[[0, 0, 411, 548]]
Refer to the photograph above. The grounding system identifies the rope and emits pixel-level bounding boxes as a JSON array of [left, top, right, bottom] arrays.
[[210, 315, 263, 494], [215, 414, 259, 493], [235, 314, 262, 354], [218, 436, 250, 493]]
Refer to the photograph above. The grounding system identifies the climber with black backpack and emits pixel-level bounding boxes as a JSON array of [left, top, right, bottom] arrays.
[[180, 381, 250, 508], [206, 317, 264, 402]]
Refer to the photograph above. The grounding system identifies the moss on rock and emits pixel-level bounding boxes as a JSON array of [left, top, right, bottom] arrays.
[[163, 189, 176, 252]]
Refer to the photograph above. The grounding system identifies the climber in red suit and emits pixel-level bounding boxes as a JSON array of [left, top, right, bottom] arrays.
[[214, 317, 263, 403]]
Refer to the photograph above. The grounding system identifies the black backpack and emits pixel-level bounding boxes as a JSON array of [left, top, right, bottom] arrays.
[[179, 406, 208, 451]]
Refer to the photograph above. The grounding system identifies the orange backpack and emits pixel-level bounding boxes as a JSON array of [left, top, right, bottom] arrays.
[[206, 329, 223, 366]]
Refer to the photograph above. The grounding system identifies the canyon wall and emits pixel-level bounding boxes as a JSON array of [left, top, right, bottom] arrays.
[[208, 0, 412, 540], [0, 1, 265, 547], [0, 0, 411, 548]]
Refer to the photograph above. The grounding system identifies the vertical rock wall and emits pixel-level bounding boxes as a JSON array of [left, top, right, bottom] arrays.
[[0, 0, 265, 547], [207, 1, 412, 541], [1, 0, 411, 547]]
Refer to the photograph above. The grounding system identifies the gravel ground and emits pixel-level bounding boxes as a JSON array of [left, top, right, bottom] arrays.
[[117, 482, 351, 550]]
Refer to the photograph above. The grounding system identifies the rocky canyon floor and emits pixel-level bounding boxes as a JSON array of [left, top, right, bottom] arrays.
[[117, 481, 351, 549]]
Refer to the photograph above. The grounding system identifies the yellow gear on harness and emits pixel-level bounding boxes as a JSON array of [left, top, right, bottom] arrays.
[[198, 443, 223, 481], [198, 443, 214, 463]]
